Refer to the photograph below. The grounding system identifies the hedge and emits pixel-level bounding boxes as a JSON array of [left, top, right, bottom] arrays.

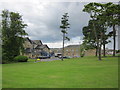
[[14, 55, 28, 62]]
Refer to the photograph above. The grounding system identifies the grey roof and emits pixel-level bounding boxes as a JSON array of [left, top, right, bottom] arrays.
[[35, 44, 50, 50], [25, 37, 49, 50], [32, 40, 42, 45], [25, 37, 42, 45]]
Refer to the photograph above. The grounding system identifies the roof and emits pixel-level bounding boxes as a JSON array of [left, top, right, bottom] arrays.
[[32, 40, 42, 45], [24, 37, 50, 50], [35, 44, 50, 50], [44, 44, 50, 50], [25, 38, 42, 45], [25, 37, 33, 44]]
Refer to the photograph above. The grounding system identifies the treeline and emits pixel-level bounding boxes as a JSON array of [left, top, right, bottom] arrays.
[[82, 2, 120, 60], [1, 10, 28, 63]]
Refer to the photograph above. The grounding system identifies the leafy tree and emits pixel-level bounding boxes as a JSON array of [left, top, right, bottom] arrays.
[[79, 44, 86, 57], [83, 3, 110, 60], [104, 3, 120, 56], [93, 2, 120, 57], [82, 24, 98, 56], [83, 3, 102, 60], [82, 2, 119, 60], [60, 13, 70, 61], [1, 10, 28, 63]]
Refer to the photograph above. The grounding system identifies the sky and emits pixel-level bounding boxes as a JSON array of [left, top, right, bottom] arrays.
[[0, 0, 119, 49]]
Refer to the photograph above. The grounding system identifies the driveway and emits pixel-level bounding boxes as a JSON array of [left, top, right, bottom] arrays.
[[35, 57, 61, 62]]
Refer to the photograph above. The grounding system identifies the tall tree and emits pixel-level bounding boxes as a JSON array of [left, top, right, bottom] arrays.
[[104, 3, 120, 56], [83, 2, 120, 59], [1, 10, 28, 63], [82, 21, 98, 57], [83, 2, 111, 60], [60, 13, 70, 61], [83, 2, 102, 60]]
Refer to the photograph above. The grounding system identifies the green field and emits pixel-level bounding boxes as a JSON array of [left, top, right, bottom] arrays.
[[0, 64, 2, 89], [2, 56, 118, 88]]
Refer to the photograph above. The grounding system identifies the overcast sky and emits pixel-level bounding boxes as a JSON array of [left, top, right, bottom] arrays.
[[0, 0, 119, 48]]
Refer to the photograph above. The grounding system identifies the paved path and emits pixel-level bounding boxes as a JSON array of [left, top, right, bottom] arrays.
[[35, 57, 61, 62]]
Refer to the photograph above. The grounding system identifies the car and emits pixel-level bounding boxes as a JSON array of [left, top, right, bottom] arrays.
[[36, 56, 50, 59]]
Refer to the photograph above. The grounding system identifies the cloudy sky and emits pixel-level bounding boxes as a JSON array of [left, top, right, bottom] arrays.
[[0, 0, 119, 48]]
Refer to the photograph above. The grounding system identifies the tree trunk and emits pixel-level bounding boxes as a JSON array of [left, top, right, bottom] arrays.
[[98, 43, 102, 60], [103, 43, 106, 57], [95, 43, 98, 57], [113, 24, 116, 57], [92, 20, 100, 60], [102, 29, 106, 57], [95, 47, 98, 57], [62, 33, 65, 61], [98, 33, 103, 61]]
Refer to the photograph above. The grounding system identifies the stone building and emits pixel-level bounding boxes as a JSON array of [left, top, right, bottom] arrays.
[[51, 45, 96, 57], [23, 38, 50, 58], [64, 45, 80, 57], [23, 38, 33, 58], [51, 45, 80, 57], [84, 49, 96, 56], [50, 48, 62, 57], [34, 44, 50, 57]]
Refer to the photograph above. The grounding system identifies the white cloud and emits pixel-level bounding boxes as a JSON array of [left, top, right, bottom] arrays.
[[0, 0, 119, 2], [45, 36, 83, 48]]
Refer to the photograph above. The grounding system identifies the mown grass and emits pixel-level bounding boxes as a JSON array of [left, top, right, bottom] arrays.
[[2, 56, 118, 88], [0, 64, 2, 89]]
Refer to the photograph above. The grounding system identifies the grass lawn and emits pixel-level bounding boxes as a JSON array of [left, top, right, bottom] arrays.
[[0, 64, 2, 89], [2, 56, 118, 88]]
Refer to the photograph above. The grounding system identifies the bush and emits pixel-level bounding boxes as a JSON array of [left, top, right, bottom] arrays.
[[14, 55, 28, 62], [116, 50, 120, 53], [80, 53, 85, 57]]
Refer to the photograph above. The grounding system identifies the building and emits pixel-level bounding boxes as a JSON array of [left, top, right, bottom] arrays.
[[51, 45, 97, 57], [23, 38, 50, 58], [84, 49, 96, 56], [50, 48, 62, 57], [103, 48, 117, 55], [64, 45, 80, 57], [34, 44, 50, 57], [51, 45, 80, 57]]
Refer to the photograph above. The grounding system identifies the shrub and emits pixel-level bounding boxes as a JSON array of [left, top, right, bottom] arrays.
[[80, 53, 85, 57], [80, 44, 86, 58], [14, 55, 28, 62], [116, 50, 120, 53]]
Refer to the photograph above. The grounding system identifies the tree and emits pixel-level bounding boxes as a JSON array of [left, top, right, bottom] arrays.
[[1, 10, 28, 63], [83, 19, 109, 59], [82, 22, 98, 57], [79, 40, 96, 57], [82, 2, 119, 60], [80, 44, 86, 57], [94, 2, 120, 57], [83, 2, 103, 60], [104, 3, 120, 56], [60, 13, 70, 61]]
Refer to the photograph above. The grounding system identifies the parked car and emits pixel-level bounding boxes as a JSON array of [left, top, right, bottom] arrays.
[[55, 53, 62, 57], [36, 55, 50, 59]]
